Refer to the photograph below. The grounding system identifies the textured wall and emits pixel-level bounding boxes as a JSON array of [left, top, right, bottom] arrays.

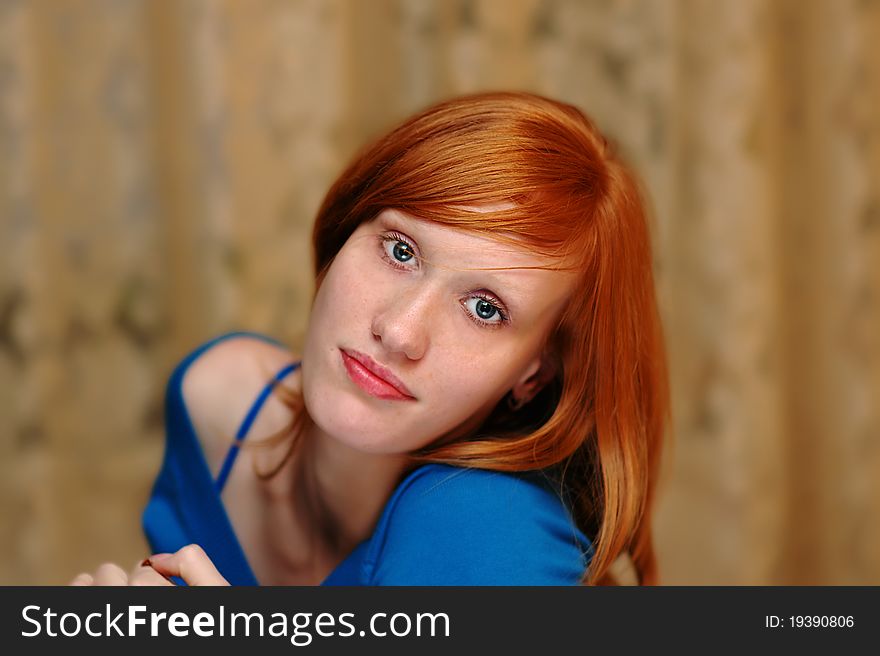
[[1, 0, 878, 585]]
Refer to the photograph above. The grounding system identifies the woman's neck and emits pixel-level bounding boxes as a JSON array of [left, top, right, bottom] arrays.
[[302, 420, 412, 550]]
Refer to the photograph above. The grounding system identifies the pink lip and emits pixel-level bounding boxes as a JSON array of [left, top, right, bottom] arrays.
[[340, 349, 416, 401]]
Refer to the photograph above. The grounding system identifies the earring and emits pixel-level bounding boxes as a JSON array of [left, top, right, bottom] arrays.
[[507, 393, 526, 411]]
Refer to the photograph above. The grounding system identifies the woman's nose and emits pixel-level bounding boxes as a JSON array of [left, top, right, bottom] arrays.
[[370, 284, 436, 361]]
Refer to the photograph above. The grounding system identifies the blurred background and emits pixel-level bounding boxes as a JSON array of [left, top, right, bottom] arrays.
[[1, 0, 879, 585]]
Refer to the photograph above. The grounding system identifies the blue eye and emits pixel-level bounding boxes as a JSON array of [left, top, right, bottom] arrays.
[[463, 296, 507, 326], [475, 299, 497, 319], [381, 233, 417, 266], [391, 240, 414, 263]]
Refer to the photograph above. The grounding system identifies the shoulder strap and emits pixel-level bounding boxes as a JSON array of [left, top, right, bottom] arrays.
[[213, 361, 301, 494]]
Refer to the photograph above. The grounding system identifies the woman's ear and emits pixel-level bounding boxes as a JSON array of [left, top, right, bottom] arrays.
[[510, 349, 559, 407]]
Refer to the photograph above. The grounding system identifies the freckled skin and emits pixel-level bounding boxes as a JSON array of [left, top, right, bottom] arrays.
[[300, 208, 575, 455]]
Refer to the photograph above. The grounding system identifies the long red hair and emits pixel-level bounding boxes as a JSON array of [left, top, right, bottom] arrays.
[[274, 91, 670, 585]]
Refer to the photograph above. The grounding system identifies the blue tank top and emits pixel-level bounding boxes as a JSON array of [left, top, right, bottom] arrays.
[[142, 332, 593, 585]]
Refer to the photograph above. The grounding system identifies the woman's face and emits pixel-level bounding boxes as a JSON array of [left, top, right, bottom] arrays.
[[301, 207, 576, 455]]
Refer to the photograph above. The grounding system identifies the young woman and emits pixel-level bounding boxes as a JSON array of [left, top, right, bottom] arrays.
[[71, 91, 669, 586]]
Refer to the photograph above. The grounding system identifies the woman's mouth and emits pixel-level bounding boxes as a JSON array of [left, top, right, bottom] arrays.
[[340, 349, 416, 401]]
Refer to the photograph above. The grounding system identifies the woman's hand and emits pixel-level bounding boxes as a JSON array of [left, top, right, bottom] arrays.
[[69, 544, 230, 586], [69, 559, 172, 586], [146, 544, 230, 585]]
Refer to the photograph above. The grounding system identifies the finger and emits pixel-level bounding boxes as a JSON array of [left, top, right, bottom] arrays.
[[92, 562, 129, 586], [69, 573, 94, 586], [147, 544, 229, 586], [128, 560, 174, 587]]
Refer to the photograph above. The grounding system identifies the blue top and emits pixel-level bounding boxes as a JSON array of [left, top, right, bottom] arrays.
[[142, 332, 594, 585]]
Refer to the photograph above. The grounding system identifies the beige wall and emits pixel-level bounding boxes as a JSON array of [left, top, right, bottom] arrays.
[[1, 0, 878, 585]]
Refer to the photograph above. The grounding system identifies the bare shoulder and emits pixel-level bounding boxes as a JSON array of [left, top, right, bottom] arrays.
[[180, 334, 302, 476]]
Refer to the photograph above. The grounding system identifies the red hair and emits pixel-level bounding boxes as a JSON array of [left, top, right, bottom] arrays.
[[277, 91, 670, 585]]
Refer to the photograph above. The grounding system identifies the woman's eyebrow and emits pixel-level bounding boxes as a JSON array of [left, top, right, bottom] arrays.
[[375, 210, 423, 239]]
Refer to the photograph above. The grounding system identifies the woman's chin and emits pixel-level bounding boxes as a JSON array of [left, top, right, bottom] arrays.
[[304, 389, 413, 454]]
